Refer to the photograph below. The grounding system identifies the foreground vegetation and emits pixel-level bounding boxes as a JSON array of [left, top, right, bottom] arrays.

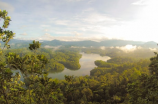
[[1, 10, 158, 104]]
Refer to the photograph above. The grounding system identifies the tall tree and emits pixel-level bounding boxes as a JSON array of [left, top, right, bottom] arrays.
[[0, 10, 15, 53]]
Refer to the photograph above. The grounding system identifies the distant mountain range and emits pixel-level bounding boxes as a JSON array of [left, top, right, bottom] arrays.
[[1, 39, 158, 48]]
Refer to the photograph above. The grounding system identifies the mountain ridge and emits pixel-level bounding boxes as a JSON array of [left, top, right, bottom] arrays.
[[1, 39, 157, 48]]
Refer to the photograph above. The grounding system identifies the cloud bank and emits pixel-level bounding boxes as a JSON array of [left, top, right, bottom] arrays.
[[1, 0, 158, 42]]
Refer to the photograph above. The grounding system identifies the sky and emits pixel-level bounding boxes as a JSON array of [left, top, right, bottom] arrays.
[[0, 0, 158, 42]]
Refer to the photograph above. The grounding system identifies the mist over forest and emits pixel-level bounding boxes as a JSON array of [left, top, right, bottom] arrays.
[[1, 34, 158, 103], [1, 0, 158, 103], [4, 39, 158, 49]]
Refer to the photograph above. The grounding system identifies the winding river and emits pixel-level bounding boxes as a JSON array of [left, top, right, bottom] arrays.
[[13, 52, 110, 80], [48, 52, 110, 79]]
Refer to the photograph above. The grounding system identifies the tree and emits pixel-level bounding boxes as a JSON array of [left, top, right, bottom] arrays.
[[0, 10, 15, 53], [29, 40, 41, 52], [149, 52, 158, 75], [0, 10, 27, 104], [0, 10, 66, 104]]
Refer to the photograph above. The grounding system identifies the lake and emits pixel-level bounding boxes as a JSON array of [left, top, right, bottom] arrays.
[[13, 53, 110, 80], [48, 52, 110, 79]]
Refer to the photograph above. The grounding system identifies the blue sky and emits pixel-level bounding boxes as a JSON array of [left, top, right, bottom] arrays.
[[0, 0, 158, 42]]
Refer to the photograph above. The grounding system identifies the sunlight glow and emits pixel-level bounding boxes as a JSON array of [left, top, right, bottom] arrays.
[[101, 0, 158, 42], [116, 45, 137, 52], [125, 45, 136, 50]]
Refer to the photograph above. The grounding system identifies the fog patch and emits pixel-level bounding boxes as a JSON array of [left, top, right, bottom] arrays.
[[44, 45, 54, 48], [82, 46, 86, 48], [44, 45, 61, 50], [71, 46, 86, 48], [149, 48, 157, 51], [100, 46, 106, 50], [116, 45, 141, 52], [71, 46, 79, 48]]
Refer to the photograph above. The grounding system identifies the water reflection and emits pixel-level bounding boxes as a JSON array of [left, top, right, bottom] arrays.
[[48, 52, 110, 79]]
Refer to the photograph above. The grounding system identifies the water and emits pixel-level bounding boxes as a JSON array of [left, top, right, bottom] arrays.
[[12, 53, 110, 80], [48, 52, 110, 79]]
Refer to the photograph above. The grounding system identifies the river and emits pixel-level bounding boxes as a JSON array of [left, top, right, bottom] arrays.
[[48, 52, 110, 79], [13, 52, 110, 80]]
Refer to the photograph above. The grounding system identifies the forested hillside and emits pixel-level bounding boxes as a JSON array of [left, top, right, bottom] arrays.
[[4, 39, 157, 49], [1, 10, 158, 104]]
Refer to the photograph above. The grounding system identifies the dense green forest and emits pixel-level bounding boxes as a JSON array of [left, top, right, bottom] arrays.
[[3, 47, 81, 73], [1, 10, 158, 104], [81, 47, 156, 59]]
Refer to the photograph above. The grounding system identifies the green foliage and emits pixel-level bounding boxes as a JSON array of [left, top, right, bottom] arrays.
[[29, 40, 41, 51], [127, 52, 158, 104], [0, 10, 15, 54], [149, 52, 158, 75], [61, 60, 81, 70], [2, 9, 158, 104], [107, 57, 136, 64], [81, 47, 155, 59], [50, 50, 82, 71], [46, 60, 65, 73], [95, 60, 118, 68]]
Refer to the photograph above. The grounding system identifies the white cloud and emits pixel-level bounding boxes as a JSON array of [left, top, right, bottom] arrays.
[[149, 48, 157, 51], [39, 0, 52, 3], [73, 31, 82, 36], [54, 20, 69, 25], [116, 45, 137, 52], [82, 8, 94, 13], [19, 25, 27, 29], [45, 12, 119, 38], [0, 1, 14, 13], [44, 29, 49, 32], [65, 0, 82, 2], [93, 0, 158, 42], [100, 46, 106, 50], [54, 31, 71, 35], [36, 33, 54, 41], [9, 0, 158, 42], [40, 25, 51, 28], [88, 0, 95, 4], [44, 45, 61, 50], [33, 33, 109, 41], [132, 0, 147, 5], [20, 32, 28, 35], [44, 33, 54, 38], [83, 13, 117, 24]]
